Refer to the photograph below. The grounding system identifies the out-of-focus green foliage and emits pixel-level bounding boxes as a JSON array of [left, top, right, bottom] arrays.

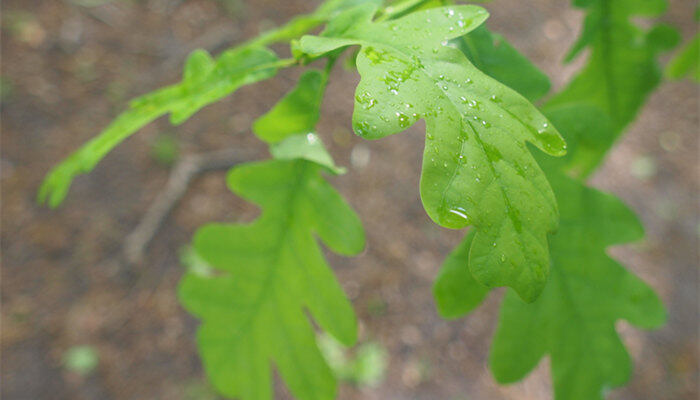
[[150, 134, 180, 166], [62, 345, 99, 375], [547, 0, 679, 132], [318, 333, 388, 387], [436, 171, 665, 400], [666, 6, 699, 83]]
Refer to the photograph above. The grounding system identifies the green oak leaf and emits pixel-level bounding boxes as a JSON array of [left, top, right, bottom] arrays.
[[38, 46, 281, 208], [433, 230, 489, 318], [490, 172, 665, 400], [270, 133, 345, 174], [179, 159, 365, 400], [253, 70, 325, 143], [548, 0, 679, 133], [254, 69, 344, 172], [453, 20, 615, 179], [299, 4, 566, 301], [434, 172, 665, 400]]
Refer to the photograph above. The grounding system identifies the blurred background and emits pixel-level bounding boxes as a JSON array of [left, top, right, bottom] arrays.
[[1, 0, 698, 399]]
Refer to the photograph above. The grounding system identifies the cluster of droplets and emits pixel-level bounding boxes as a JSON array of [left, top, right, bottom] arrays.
[[354, 121, 377, 137], [364, 46, 395, 65], [376, 54, 424, 96], [355, 91, 377, 110]]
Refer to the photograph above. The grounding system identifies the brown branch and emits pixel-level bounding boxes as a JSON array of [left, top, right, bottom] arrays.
[[123, 148, 254, 265]]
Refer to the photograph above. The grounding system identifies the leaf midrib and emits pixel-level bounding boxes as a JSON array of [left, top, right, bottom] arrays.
[[352, 34, 548, 237]]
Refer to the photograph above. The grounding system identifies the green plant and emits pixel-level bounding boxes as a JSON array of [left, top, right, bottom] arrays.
[[39, 0, 682, 399]]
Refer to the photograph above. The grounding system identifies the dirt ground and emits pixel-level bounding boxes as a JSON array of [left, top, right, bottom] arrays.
[[1, 0, 698, 399]]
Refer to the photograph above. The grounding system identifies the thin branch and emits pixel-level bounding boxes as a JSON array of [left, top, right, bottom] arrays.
[[123, 148, 254, 265]]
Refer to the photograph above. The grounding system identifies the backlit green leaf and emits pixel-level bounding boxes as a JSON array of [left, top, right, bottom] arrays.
[[270, 133, 345, 174], [254, 70, 325, 143], [179, 159, 365, 400], [38, 46, 281, 208], [299, 4, 566, 301]]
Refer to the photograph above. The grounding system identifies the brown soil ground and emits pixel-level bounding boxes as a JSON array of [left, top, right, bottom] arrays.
[[2, 0, 698, 399]]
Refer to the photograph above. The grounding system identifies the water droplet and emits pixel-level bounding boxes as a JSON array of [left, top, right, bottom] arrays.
[[447, 207, 469, 224], [364, 47, 394, 65], [355, 121, 371, 136], [396, 112, 411, 128]]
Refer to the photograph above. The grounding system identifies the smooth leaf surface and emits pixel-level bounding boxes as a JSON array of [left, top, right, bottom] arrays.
[[179, 159, 364, 400], [253, 70, 325, 143], [299, 4, 566, 301], [39, 46, 281, 207], [432, 231, 489, 318], [540, 104, 615, 177], [270, 133, 345, 174], [435, 172, 665, 400], [489, 172, 665, 400]]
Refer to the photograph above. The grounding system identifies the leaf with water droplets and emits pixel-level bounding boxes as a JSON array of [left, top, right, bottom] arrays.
[[434, 171, 665, 400], [299, 4, 566, 301], [179, 158, 365, 400]]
